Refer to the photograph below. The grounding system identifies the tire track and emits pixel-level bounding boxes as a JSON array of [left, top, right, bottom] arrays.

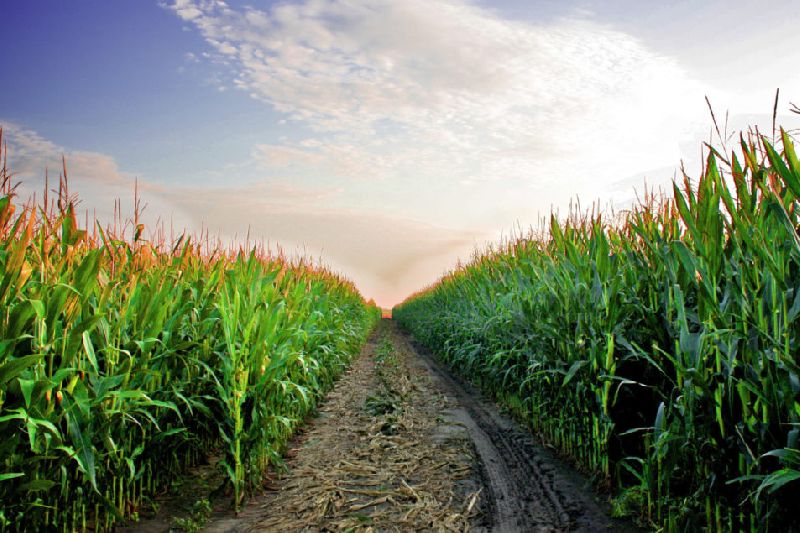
[[399, 324, 640, 532]]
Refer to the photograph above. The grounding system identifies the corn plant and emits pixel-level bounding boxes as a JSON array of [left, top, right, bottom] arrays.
[[0, 129, 380, 530], [394, 127, 800, 531]]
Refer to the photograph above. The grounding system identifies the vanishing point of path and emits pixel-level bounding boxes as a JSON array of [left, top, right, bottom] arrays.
[[134, 320, 639, 532]]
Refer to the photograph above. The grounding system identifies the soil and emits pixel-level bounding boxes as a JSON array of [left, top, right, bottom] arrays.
[[125, 319, 641, 532], [408, 335, 641, 533]]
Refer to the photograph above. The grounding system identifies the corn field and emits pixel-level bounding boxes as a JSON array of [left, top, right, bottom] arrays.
[[394, 128, 800, 531], [0, 131, 380, 531]]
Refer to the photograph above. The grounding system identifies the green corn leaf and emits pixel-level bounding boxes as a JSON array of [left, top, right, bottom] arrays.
[[763, 137, 800, 200], [17, 377, 35, 408], [63, 398, 98, 493], [782, 129, 800, 178], [0, 355, 43, 385], [0, 408, 27, 423], [755, 469, 800, 500], [653, 403, 666, 441], [81, 331, 99, 374], [562, 360, 588, 387], [18, 479, 57, 492]]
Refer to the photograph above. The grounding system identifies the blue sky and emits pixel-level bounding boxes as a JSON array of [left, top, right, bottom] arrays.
[[2, 0, 800, 305], [1, 1, 288, 185]]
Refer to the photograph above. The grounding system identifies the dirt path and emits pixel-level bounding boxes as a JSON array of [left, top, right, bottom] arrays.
[[129, 320, 639, 532], [406, 331, 640, 532], [204, 319, 486, 532]]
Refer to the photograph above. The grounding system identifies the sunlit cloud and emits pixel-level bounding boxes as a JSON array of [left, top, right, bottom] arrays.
[[167, 0, 709, 225], [3, 121, 135, 199]]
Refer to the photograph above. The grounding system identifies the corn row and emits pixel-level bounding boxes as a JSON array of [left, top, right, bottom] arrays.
[[0, 130, 380, 531], [394, 128, 800, 531]]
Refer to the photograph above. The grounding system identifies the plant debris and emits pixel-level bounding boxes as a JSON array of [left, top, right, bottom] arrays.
[[205, 320, 484, 532]]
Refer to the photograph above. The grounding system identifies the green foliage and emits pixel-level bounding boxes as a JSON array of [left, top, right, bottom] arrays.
[[0, 157, 380, 530], [394, 129, 800, 531], [170, 499, 212, 533]]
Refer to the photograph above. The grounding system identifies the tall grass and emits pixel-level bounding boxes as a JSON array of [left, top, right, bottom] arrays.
[[394, 126, 800, 530], [0, 128, 380, 531]]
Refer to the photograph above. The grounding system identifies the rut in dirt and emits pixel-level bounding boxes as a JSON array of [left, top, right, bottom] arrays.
[[129, 320, 638, 532], [401, 322, 640, 533]]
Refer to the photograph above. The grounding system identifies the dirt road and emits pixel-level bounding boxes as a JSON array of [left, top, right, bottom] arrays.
[[205, 320, 485, 532], [130, 320, 638, 531], [407, 330, 639, 532]]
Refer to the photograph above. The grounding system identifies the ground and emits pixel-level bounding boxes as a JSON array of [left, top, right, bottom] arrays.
[[127, 320, 639, 532]]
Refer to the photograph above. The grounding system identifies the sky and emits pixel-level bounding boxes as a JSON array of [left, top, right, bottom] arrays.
[[2, 0, 800, 306]]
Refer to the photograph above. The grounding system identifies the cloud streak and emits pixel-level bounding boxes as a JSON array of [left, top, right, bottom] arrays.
[[168, 0, 707, 209]]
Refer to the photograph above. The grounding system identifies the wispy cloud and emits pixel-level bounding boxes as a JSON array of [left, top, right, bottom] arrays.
[[166, 0, 708, 220], [3, 121, 133, 197]]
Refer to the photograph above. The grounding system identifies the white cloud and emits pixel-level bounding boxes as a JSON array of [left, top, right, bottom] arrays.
[[2, 121, 129, 188], [170, 0, 205, 21], [165, 0, 710, 232], [0, 120, 194, 233]]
